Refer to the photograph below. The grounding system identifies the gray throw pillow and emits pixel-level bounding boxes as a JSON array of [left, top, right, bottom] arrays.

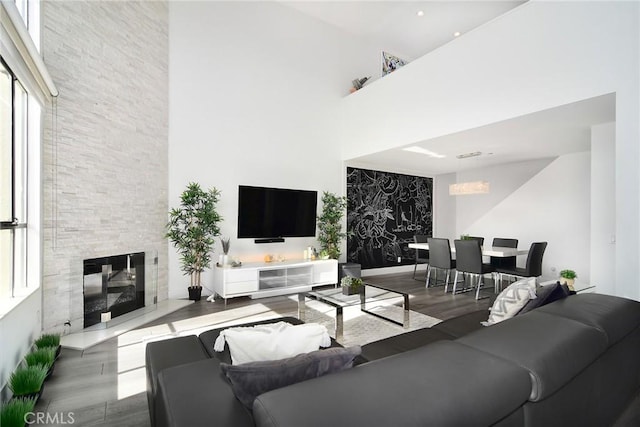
[[220, 345, 361, 410]]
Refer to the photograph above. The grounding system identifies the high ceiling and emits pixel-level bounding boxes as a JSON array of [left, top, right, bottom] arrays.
[[350, 94, 616, 175], [281, 1, 614, 176], [283, 1, 526, 59]]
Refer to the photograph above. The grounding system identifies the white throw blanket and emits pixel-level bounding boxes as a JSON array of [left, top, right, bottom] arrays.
[[213, 321, 331, 365]]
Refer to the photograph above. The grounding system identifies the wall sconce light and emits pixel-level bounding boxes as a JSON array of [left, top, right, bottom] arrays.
[[449, 181, 490, 195]]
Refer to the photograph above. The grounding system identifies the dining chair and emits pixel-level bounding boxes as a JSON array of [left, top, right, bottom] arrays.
[[465, 236, 485, 246], [490, 238, 518, 290], [412, 235, 430, 280], [453, 239, 497, 300], [426, 238, 456, 289], [496, 242, 547, 284], [490, 238, 518, 262]]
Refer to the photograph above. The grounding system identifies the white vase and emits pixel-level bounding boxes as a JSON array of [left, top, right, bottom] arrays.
[[223, 254, 229, 265]]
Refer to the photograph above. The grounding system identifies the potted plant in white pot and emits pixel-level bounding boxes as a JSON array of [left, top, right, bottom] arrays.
[[166, 182, 222, 301], [317, 192, 348, 260], [559, 269, 577, 291]]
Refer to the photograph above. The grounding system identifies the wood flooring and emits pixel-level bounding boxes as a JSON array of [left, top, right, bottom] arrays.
[[33, 271, 493, 426]]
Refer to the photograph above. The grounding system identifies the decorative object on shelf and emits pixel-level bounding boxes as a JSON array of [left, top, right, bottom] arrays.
[[264, 254, 274, 263], [166, 182, 222, 301], [382, 51, 408, 75], [559, 269, 577, 291], [1, 396, 37, 426], [460, 234, 471, 240], [221, 237, 231, 265], [341, 276, 363, 296], [317, 192, 348, 260], [350, 76, 371, 93], [8, 365, 48, 402]]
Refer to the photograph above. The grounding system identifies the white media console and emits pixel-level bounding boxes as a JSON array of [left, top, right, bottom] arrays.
[[211, 259, 338, 302]]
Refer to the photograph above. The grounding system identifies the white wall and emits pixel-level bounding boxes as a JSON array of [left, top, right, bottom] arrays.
[[168, 2, 378, 298], [591, 122, 616, 294], [338, 1, 639, 299], [454, 158, 554, 233], [434, 173, 456, 240], [459, 153, 592, 282]]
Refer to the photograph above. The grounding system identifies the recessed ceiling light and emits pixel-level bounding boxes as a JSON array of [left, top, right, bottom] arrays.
[[456, 151, 482, 159], [453, 31, 461, 37], [417, 10, 424, 17], [402, 146, 446, 158]]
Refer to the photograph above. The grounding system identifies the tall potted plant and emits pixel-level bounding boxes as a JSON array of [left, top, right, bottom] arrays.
[[166, 182, 222, 301], [317, 191, 348, 260]]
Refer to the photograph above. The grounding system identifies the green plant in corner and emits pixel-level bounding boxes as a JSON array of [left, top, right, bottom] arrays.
[[1, 397, 37, 427], [166, 183, 222, 299], [34, 333, 60, 349], [559, 269, 577, 280], [317, 192, 348, 260]]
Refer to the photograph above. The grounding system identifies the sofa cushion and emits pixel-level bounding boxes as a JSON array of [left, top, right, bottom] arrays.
[[483, 277, 536, 326], [458, 310, 608, 401], [535, 293, 640, 346], [253, 341, 531, 427], [518, 282, 569, 315], [199, 317, 305, 361], [221, 346, 361, 410], [432, 309, 490, 337], [360, 327, 454, 361]]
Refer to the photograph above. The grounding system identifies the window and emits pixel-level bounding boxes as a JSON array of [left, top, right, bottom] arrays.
[[0, 59, 29, 300]]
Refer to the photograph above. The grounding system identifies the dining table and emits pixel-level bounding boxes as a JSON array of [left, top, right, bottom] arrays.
[[408, 242, 529, 258]]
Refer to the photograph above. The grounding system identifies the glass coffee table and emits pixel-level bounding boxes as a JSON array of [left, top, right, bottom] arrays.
[[298, 283, 410, 341]]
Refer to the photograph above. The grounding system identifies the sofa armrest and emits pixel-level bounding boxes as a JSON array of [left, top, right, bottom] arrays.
[[146, 335, 209, 426], [156, 358, 254, 427]]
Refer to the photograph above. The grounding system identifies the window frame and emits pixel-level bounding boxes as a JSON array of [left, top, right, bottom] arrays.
[[1, 57, 29, 301]]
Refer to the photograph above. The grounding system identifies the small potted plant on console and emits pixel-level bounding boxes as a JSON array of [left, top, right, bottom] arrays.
[[559, 269, 577, 291], [341, 276, 363, 296], [167, 182, 222, 301]]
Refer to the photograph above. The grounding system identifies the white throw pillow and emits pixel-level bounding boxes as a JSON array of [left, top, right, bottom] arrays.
[[213, 321, 331, 365], [482, 277, 537, 326]]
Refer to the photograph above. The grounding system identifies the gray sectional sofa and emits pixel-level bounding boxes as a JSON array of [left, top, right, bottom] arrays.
[[146, 293, 640, 426]]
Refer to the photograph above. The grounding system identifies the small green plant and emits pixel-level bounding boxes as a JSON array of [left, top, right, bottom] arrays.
[[1, 397, 37, 427], [340, 276, 363, 290], [460, 234, 471, 240], [34, 333, 60, 349], [317, 192, 348, 260], [9, 366, 47, 397], [24, 347, 56, 370], [559, 269, 577, 280]]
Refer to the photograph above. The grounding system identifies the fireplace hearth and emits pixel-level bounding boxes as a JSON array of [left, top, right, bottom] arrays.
[[83, 252, 145, 328]]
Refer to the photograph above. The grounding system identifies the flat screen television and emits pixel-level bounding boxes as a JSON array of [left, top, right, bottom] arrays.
[[237, 185, 318, 240]]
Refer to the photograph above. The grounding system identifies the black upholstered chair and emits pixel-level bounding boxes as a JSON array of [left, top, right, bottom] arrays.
[[465, 236, 485, 246], [453, 239, 496, 300], [426, 238, 456, 289], [412, 235, 430, 280], [496, 242, 548, 283], [490, 238, 518, 268]]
